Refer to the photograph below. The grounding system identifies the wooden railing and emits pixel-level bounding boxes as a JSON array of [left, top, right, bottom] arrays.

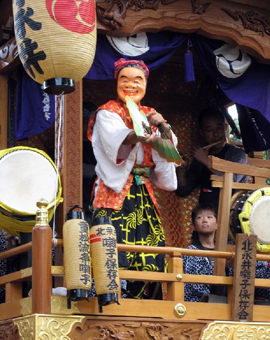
[[0, 156, 270, 322], [0, 232, 270, 322], [209, 157, 270, 274]]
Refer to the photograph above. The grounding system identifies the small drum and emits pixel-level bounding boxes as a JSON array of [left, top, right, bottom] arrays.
[[239, 187, 270, 252], [0, 146, 63, 236]]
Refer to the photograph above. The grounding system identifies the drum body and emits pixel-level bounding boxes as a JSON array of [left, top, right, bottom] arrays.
[[229, 190, 252, 241], [0, 146, 63, 236], [238, 187, 270, 252]]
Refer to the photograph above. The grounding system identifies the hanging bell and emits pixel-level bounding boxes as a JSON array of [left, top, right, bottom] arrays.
[[90, 216, 120, 313], [63, 205, 91, 309]]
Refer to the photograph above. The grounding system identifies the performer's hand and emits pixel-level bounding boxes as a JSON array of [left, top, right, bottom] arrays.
[[147, 111, 172, 139], [2, 230, 16, 250], [146, 110, 165, 127], [138, 131, 159, 145], [176, 159, 189, 172], [193, 146, 211, 169], [226, 248, 235, 268]]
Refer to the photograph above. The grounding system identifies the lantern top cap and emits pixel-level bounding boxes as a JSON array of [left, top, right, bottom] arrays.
[[114, 58, 149, 79]]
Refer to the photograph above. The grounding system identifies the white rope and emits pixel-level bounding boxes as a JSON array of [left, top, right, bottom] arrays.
[[52, 238, 58, 248]]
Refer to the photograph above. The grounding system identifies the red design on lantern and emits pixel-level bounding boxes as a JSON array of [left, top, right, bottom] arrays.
[[46, 0, 95, 34]]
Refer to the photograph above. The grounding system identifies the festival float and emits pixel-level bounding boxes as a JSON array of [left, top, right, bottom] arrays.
[[0, 0, 270, 338]]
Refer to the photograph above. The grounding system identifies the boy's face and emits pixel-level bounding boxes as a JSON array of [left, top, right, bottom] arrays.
[[192, 209, 217, 235], [117, 67, 147, 104], [200, 117, 226, 152]]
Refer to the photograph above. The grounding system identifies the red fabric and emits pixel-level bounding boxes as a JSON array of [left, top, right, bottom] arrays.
[[89, 99, 160, 214], [114, 58, 149, 79], [87, 99, 156, 141]]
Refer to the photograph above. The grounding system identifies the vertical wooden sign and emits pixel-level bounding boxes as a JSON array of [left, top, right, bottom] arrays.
[[231, 233, 257, 321]]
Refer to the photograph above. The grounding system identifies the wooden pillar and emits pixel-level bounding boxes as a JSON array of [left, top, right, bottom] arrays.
[[0, 74, 8, 150], [214, 172, 233, 276], [167, 251, 184, 301], [32, 201, 52, 314], [55, 80, 83, 232], [54, 81, 83, 286]]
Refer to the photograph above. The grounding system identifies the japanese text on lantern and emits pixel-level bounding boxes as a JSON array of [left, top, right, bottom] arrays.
[[14, 0, 46, 78], [97, 226, 119, 291], [238, 238, 253, 320], [78, 221, 91, 286]]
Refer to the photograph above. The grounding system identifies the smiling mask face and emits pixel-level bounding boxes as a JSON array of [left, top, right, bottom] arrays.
[[117, 67, 147, 104]]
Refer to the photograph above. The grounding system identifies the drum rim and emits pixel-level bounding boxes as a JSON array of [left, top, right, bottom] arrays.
[[229, 189, 251, 242], [239, 187, 270, 252]]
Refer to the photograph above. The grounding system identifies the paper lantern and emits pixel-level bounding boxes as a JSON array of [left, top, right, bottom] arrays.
[[90, 216, 120, 313], [63, 206, 91, 308], [13, 0, 97, 95]]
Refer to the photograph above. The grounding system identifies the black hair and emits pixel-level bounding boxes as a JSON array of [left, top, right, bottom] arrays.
[[198, 107, 225, 128], [191, 203, 217, 225]]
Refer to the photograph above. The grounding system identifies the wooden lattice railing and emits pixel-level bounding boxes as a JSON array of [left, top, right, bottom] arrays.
[[0, 156, 270, 322], [0, 233, 270, 322]]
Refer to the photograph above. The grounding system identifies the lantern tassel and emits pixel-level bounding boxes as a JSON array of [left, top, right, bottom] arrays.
[[185, 40, 195, 83]]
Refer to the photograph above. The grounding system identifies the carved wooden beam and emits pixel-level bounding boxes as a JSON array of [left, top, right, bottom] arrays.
[[1, 0, 270, 71], [221, 8, 270, 37], [96, 0, 270, 62], [0, 37, 19, 73]]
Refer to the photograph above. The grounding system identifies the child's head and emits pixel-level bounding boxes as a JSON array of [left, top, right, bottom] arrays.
[[191, 203, 217, 224], [191, 203, 217, 238]]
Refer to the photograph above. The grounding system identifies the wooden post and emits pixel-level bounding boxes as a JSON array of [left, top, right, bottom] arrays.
[[231, 233, 257, 322], [32, 200, 52, 314], [214, 171, 233, 276], [54, 81, 83, 232], [5, 282, 22, 302], [54, 81, 83, 287], [166, 251, 184, 301]]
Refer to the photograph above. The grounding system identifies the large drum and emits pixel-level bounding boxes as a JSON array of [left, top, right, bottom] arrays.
[[0, 146, 63, 237], [239, 187, 270, 252]]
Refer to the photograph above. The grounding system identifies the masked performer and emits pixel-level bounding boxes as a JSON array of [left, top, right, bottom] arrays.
[[87, 58, 178, 299]]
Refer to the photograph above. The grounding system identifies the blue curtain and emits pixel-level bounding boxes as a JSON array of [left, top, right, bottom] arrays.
[[15, 66, 55, 140], [191, 34, 270, 151], [15, 31, 270, 151]]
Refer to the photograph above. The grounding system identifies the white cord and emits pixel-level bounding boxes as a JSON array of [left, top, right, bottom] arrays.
[[52, 93, 64, 239], [52, 238, 58, 248]]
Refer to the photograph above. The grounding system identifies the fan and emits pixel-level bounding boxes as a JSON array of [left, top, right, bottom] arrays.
[[126, 96, 183, 165]]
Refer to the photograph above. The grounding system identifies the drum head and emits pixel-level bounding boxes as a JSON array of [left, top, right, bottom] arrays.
[[239, 187, 270, 252], [249, 195, 270, 244], [0, 148, 59, 214]]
